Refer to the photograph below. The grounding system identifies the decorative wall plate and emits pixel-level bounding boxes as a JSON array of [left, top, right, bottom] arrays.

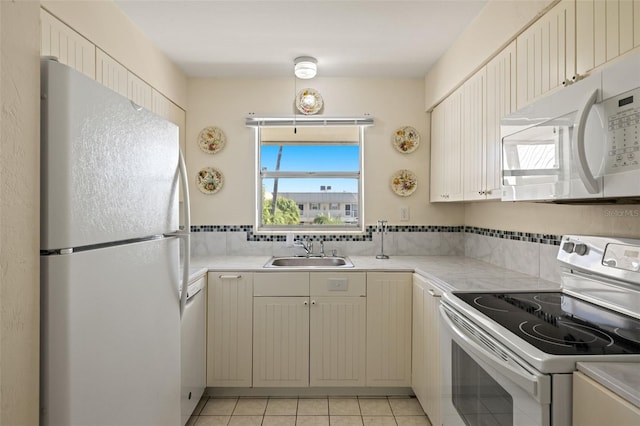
[[393, 126, 420, 153], [196, 167, 224, 194], [296, 88, 323, 115], [198, 126, 226, 154], [391, 169, 417, 196]]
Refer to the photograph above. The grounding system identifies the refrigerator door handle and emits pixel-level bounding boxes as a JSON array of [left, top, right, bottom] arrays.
[[174, 148, 191, 317]]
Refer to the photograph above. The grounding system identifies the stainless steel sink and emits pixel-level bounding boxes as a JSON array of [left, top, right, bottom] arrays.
[[263, 256, 354, 268]]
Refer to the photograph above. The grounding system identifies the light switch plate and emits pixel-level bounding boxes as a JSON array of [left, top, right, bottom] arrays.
[[400, 206, 410, 221]]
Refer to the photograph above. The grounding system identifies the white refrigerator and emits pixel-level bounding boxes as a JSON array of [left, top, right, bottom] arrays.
[[40, 58, 191, 426]]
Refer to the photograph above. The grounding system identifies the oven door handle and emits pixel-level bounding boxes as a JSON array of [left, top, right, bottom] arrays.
[[440, 304, 551, 404]]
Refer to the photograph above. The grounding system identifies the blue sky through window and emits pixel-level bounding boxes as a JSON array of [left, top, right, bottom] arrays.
[[261, 145, 359, 192]]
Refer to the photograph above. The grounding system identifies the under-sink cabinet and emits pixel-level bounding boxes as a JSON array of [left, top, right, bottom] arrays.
[[206, 272, 253, 387], [252, 272, 367, 388]]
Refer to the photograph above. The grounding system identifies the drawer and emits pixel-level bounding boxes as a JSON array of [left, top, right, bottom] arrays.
[[310, 272, 366, 296], [253, 272, 309, 296]]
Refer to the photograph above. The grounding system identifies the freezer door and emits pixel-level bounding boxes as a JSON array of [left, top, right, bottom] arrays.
[[41, 59, 179, 250], [40, 237, 180, 426]]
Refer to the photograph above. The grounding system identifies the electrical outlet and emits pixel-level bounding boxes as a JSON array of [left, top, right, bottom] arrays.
[[286, 233, 294, 247], [400, 206, 410, 221]]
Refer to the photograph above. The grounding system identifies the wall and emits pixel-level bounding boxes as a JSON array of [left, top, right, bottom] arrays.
[[41, 0, 187, 108], [424, 0, 554, 109], [0, 1, 41, 424], [187, 77, 463, 228]]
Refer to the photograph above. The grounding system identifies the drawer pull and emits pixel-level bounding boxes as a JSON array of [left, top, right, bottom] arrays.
[[219, 274, 242, 279], [428, 289, 441, 298]]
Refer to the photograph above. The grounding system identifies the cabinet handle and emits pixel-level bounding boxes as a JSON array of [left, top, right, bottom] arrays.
[[311, 300, 316, 305], [219, 274, 241, 279], [428, 289, 441, 298], [304, 300, 309, 306]]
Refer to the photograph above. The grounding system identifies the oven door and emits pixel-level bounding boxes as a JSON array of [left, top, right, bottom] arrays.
[[439, 303, 552, 426]]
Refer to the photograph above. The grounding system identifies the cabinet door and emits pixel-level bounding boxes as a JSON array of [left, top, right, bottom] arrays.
[[366, 272, 412, 387], [485, 41, 517, 200], [127, 72, 153, 111], [411, 274, 442, 425], [430, 103, 446, 202], [253, 297, 310, 387], [310, 296, 366, 387], [430, 89, 463, 202], [423, 279, 442, 426], [411, 276, 427, 409], [40, 9, 96, 79], [95, 48, 128, 97], [573, 371, 640, 425], [576, 0, 640, 76], [207, 273, 253, 387], [462, 68, 487, 201], [516, 0, 576, 109]]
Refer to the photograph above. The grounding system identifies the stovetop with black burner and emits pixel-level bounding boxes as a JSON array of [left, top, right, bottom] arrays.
[[453, 291, 640, 356]]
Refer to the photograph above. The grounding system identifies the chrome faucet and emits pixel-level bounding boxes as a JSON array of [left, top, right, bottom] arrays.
[[295, 237, 313, 257]]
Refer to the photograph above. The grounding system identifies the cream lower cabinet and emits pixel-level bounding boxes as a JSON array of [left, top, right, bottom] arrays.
[[366, 272, 412, 387], [412, 274, 443, 426], [206, 272, 253, 387], [253, 295, 310, 387], [573, 371, 640, 425], [253, 272, 366, 388], [310, 272, 366, 387]]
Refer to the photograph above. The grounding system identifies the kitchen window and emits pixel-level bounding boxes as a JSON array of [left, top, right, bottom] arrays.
[[249, 116, 371, 234]]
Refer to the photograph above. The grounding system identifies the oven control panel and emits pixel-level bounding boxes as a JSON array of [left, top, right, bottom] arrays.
[[603, 243, 640, 272]]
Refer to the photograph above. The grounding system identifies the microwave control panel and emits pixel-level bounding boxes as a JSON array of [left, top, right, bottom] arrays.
[[605, 87, 640, 174]]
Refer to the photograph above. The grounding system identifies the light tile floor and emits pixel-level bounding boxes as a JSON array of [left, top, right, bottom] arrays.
[[187, 396, 432, 426]]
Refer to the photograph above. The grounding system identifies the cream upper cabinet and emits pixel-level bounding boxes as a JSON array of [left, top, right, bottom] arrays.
[[516, 0, 576, 109], [576, 0, 640, 76], [573, 371, 640, 425], [127, 72, 153, 111], [152, 89, 187, 158], [430, 88, 463, 202], [96, 48, 128, 97], [40, 9, 96, 79], [206, 272, 253, 387], [485, 41, 517, 200], [461, 68, 487, 201], [411, 274, 442, 426], [366, 272, 412, 387]]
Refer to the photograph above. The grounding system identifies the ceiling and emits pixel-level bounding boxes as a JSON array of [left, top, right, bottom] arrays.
[[114, 0, 488, 79]]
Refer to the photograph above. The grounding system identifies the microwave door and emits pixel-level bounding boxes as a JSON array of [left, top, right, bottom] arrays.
[[502, 119, 572, 201]]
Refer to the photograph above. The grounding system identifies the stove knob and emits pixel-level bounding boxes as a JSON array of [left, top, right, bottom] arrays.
[[562, 242, 575, 253], [574, 243, 588, 256]]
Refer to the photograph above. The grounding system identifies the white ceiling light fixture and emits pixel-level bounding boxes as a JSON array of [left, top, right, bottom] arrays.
[[294, 56, 317, 79]]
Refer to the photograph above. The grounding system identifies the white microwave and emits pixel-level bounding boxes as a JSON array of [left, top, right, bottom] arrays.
[[501, 50, 640, 202]]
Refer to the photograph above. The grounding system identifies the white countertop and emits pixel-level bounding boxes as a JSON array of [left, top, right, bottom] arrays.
[[190, 255, 560, 293], [577, 362, 640, 409]]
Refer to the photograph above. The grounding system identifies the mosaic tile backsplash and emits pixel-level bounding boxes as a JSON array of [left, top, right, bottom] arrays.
[[190, 225, 563, 283]]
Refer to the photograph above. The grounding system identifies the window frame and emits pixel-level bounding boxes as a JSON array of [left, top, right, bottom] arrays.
[[253, 123, 367, 235]]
